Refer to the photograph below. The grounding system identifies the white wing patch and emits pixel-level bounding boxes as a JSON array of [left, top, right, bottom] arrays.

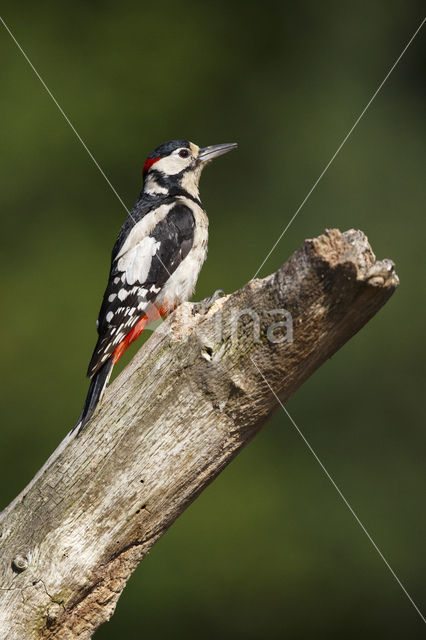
[[115, 203, 172, 260], [87, 199, 205, 378], [113, 204, 173, 288], [117, 236, 161, 286]]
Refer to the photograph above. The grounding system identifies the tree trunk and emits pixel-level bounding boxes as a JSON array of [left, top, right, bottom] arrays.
[[0, 228, 399, 639]]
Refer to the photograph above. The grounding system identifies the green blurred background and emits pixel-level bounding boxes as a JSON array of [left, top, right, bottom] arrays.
[[1, 1, 425, 637]]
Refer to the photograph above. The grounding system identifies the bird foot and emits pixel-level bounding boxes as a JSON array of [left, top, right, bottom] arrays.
[[192, 289, 225, 316]]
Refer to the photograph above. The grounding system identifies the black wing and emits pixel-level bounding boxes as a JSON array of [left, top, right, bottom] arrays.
[[87, 203, 195, 377]]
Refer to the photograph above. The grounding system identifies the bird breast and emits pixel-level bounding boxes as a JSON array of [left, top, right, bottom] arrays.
[[156, 197, 208, 309]]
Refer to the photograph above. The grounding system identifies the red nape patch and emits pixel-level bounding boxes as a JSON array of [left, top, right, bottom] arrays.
[[143, 156, 160, 176]]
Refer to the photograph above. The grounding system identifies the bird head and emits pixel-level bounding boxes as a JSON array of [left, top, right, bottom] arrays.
[[142, 140, 237, 199]]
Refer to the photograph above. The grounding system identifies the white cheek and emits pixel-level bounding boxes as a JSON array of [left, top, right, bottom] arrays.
[[154, 155, 190, 175]]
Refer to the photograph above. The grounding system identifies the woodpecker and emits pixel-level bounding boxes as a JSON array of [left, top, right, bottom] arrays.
[[75, 139, 237, 433]]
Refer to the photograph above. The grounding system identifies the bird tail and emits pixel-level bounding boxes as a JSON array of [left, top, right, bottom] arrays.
[[73, 359, 113, 434]]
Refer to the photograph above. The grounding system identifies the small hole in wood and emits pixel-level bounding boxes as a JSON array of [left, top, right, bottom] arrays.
[[201, 346, 213, 361], [46, 614, 56, 628]]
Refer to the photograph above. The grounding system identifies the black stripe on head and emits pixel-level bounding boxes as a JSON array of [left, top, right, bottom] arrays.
[[148, 167, 189, 188], [148, 140, 190, 159]]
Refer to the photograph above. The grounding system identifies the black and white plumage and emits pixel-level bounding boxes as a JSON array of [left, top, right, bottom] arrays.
[[75, 139, 237, 433]]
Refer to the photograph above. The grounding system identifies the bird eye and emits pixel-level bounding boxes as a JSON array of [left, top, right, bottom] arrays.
[[179, 149, 190, 158]]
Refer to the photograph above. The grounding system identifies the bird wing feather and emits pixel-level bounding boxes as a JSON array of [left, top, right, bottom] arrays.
[[87, 203, 195, 377]]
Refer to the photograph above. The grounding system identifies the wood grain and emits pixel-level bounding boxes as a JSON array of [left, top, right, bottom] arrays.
[[0, 229, 399, 639]]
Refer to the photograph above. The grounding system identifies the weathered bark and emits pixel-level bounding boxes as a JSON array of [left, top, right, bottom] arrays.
[[0, 229, 398, 639]]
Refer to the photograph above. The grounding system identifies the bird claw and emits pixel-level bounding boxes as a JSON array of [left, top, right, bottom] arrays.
[[192, 289, 225, 315]]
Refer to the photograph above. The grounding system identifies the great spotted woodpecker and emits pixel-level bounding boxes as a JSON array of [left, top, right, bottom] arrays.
[[75, 139, 237, 433]]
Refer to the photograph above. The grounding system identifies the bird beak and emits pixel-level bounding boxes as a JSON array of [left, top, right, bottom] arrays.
[[198, 143, 238, 164]]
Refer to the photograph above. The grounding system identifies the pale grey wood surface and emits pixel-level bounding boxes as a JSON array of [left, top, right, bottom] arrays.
[[0, 229, 398, 639]]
